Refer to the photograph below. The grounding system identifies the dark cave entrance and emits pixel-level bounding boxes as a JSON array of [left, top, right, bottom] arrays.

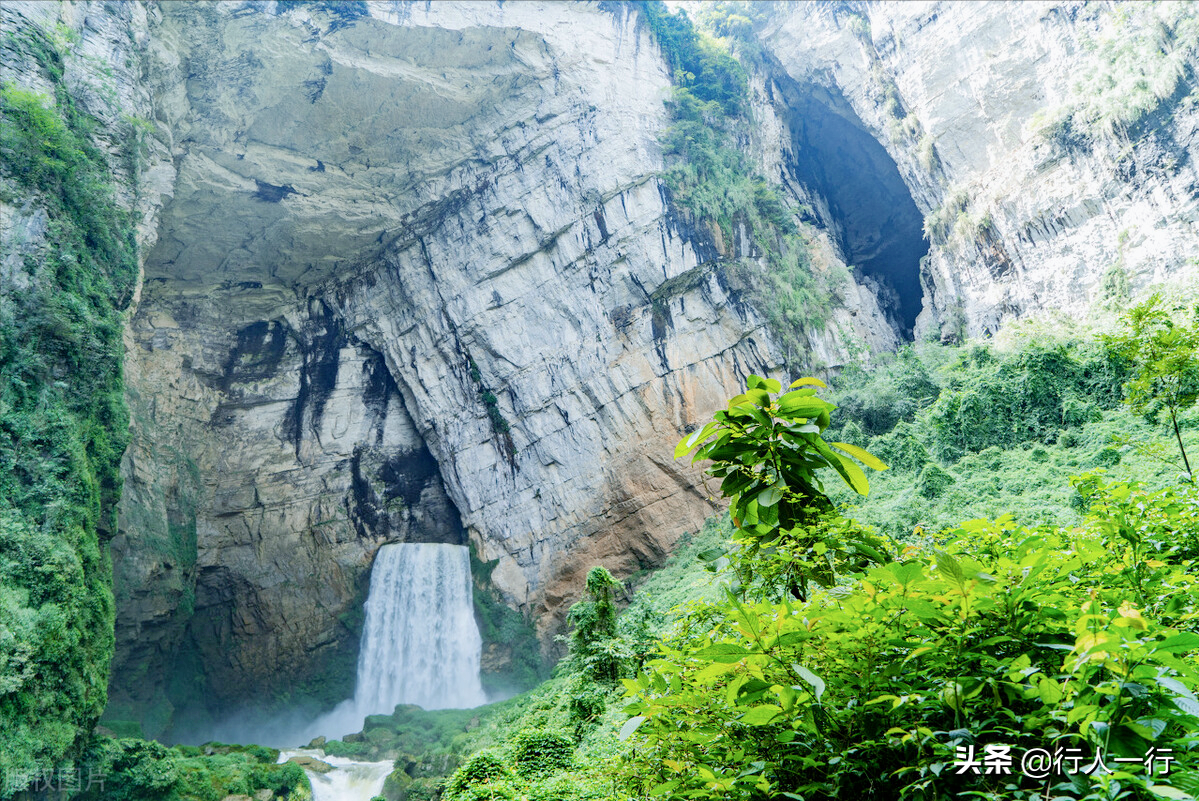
[[781, 82, 928, 338]]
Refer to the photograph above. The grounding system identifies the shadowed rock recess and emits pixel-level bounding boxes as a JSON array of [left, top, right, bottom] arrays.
[[778, 80, 928, 337]]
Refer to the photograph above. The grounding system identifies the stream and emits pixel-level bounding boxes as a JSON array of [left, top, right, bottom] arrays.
[[278, 749, 393, 801]]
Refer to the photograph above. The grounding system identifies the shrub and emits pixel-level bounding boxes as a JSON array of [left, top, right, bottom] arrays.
[[915, 462, 955, 498], [444, 751, 509, 799], [512, 730, 573, 777], [78, 738, 179, 801], [927, 343, 1125, 458], [1089, 446, 1123, 468], [866, 422, 931, 473]]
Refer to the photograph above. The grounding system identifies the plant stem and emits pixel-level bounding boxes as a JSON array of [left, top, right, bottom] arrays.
[[1170, 406, 1194, 483]]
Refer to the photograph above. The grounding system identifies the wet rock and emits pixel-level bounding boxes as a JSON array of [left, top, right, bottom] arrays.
[[287, 755, 334, 774]]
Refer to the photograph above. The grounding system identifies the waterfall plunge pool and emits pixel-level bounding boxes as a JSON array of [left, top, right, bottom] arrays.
[[278, 749, 393, 801]]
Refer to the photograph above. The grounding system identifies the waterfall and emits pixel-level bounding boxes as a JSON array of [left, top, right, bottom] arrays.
[[303, 542, 486, 741], [354, 542, 487, 713]]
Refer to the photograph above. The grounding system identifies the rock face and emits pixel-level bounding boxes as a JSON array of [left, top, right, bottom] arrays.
[[756, 1, 1199, 340], [105, 1, 895, 731], [13, 0, 1195, 735]]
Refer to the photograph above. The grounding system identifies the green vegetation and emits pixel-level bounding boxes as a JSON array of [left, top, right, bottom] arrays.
[[1103, 294, 1199, 481], [468, 357, 513, 460], [0, 25, 138, 791], [816, 309, 1199, 542], [302, 298, 1199, 801], [1033, 2, 1199, 142], [470, 544, 548, 695], [610, 303, 1199, 799], [567, 567, 625, 686], [73, 739, 309, 801], [622, 472, 1199, 799], [639, 1, 845, 364]]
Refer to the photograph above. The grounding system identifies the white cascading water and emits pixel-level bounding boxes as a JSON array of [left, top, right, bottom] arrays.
[[278, 750, 394, 801], [354, 542, 487, 713], [302, 542, 487, 742]]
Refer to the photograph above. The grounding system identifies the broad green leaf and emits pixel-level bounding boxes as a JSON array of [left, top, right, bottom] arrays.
[[697, 643, 751, 663], [674, 422, 717, 459], [758, 484, 784, 507], [1037, 677, 1063, 704], [727, 393, 753, 408], [789, 376, 827, 388], [726, 674, 749, 706], [744, 388, 771, 407], [851, 539, 889, 565], [830, 441, 889, 471], [1157, 632, 1199, 654], [1128, 718, 1167, 741], [831, 451, 870, 495], [618, 715, 647, 741], [1146, 786, 1192, 800], [792, 664, 825, 701], [696, 660, 739, 682], [1174, 696, 1199, 717], [934, 549, 967, 587], [740, 705, 782, 725], [776, 391, 831, 418]]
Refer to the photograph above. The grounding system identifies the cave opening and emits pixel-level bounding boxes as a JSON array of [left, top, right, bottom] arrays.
[[782, 82, 929, 338]]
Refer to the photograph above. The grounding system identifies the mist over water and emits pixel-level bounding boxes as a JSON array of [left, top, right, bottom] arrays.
[[184, 542, 486, 747]]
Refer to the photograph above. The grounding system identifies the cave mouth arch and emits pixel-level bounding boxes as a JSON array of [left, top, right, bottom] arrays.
[[782, 82, 928, 338]]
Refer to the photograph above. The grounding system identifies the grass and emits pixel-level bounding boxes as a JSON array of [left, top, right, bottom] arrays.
[[1031, 2, 1199, 141]]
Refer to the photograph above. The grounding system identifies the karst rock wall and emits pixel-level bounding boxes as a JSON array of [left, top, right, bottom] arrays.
[[757, 0, 1199, 339], [7, 0, 1196, 735]]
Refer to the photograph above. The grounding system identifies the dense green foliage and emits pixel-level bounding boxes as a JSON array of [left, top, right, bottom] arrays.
[[470, 544, 548, 695], [619, 363, 1199, 800], [820, 319, 1199, 542], [639, 1, 748, 117], [637, 2, 842, 363], [1103, 294, 1199, 480], [567, 567, 625, 686], [622, 477, 1199, 799], [0, 26, 138, 792], [923, 343, 1125, 459], [674, 374, 893, 603], [74, 739, 308, 801]]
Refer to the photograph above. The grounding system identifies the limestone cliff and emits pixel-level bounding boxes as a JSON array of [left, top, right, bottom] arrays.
[[755, 0, 1199, 340], [101, 0, 895, 732], [9, 0, 1195, 739]]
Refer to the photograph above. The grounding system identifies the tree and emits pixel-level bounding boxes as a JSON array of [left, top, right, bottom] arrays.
[[675, 374, 892, 600], [1104, 293, 1199, 482], [566, 566, 626, 685]]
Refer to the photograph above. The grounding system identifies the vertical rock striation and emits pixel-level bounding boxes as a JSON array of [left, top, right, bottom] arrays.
[[110, 1, 894, 730]]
